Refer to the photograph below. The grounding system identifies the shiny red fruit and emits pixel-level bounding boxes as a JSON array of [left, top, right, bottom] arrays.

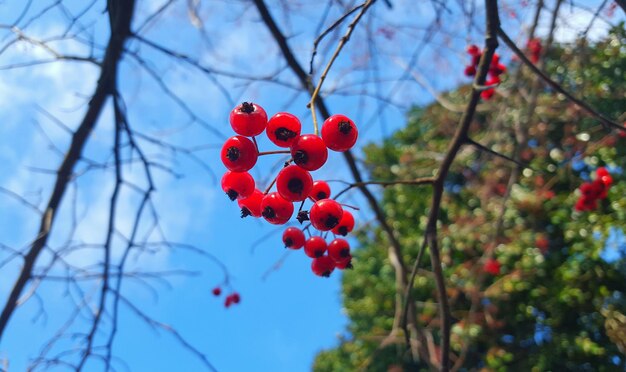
[[282, 227, 305, 249], [464, 65, 476, 77], [335, 255, 353, 270], [310, 199, 343, 231], [238, 189, 264, 218], [276, 165, 313, 202], [290, 134, 328, 171], [328, 238, 350, 262], [321, 114, 358, 152], [310, 180, 331, 201], [304, 236, 327, 258], [221, 171, 255, 200], [467, 44, 480, 55], [229, 102, 268, 136], [311, 255, 335, 277], [331, 210, 355, 236], [221, 136, 258, 172], [260, 192, 294, 225], [266, 112, 301, 147]]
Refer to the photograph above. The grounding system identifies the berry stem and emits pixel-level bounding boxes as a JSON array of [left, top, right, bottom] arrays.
[[258, 150, 291, 156], [339, 203, 360, 211], [264, 175, 278, 194], [252, 136, 259, 152]]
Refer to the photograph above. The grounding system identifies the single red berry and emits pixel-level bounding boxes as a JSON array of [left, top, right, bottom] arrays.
[[491, 53, 500, 65], [266, 112, 301, 148], [335, 255, 353, 270], [467, 44, 480, 55], [290, 134, 328, 171], [481, 89, 495, 100], [328, 238, 351, 262], [310, 199, 343, 231], [283, 227, 305, 249], [238, 189, 264, 218], [464, 65, 476, 77], [331, 210, 355, 236], [311, 255, 335, 277], [225, 297, 233, 307], [221, 136, 258, 172], [230, 292, 241, 304], [304, 236, 327, 258], [321, 114, 358, 152], [261, 192, 294, 225], [212, 287, 221, 296], [310, 180, 331, 201], [221, 171, 255, 200], [484, 258, 501, 276], [229, 102, 268, 137], [276, 165, 313, 202]]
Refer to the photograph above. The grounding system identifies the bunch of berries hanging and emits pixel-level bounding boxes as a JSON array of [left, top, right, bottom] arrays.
[[464, 44, 507, 100], [220, 102, 359, 277], [575, 167, 613, 212], [211, 286, 241, 308], [527, 38, 542, 64]]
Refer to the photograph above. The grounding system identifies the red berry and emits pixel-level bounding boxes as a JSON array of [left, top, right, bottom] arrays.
[[221, 136, 258, 172], [484, 258, 501, 276], [282, 227, 305, 249], [212, 287, 221, 296], [266, 112, 301, 147], [321, 114, 358, 152], [229, 102, 267, 137], [311, 255, 335, 277], [335, 255, 353, 270], [238, 189, 264, 218], [276, 165, 313, 202], [290, 134, 328, 171], [260, 192, 294, 225], [304, 236, 327, 258], [230, 292, 241, 304], [491, 53, 500, 65], [464, 65, 476, 77], [221, 171, 255, 200], [310, 180, 331, 201], [331, 210, 355, 236], [328, 238, 351, 262], [467, 44, 480, 55], [310, 199, 343, 231]]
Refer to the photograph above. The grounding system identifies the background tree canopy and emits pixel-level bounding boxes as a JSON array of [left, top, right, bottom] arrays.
[[315, 25, 626, 371]]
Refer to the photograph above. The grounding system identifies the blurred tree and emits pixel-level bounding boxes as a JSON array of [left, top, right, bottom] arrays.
[[315, 25, 626, 371]]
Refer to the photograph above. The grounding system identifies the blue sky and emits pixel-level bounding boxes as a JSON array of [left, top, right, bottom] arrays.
[[0, 0, 622, 371]]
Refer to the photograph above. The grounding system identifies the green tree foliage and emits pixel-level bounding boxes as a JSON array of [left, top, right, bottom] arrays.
[[314, 26, 626, 371]]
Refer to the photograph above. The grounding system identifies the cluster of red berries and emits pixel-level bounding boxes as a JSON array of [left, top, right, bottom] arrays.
[[575, 167, 613, 212], [212, 287, 241, 308], [464, 45, 507, 100], [527, 38, 542, 64], [220, 102, 359, 277]]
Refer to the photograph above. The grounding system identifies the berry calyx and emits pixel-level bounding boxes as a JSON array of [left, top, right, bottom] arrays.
[[260, 192, 294, 225], [229, 102, 268, 137], [304, 236, 327, 258], [221, 171, 255, 200], [266, 112, 301, 147], [311, 255, 335, 277], [328, 238, 351, 262], [276, 165, 313, 202], [321, 114, 358, 152], [282, 227, 305, 249], [335, 255, 353, 270], [221, 136, 258, 172], [238, 189, 264, 218], [310, 199, 343, 231], [290, 134, 328, 171], [331, 210, 355, 236], [310, 180, 331, 201]]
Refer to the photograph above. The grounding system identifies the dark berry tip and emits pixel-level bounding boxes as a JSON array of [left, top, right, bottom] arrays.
[[275, 127, 297, 142], [322, 271, 331, 277], [239, 102, 255, 114], [262, 206, 276, 219], [240, 207, 251, 218], [287, 178, 304, 195], [284, 238, 293, 248], [297, 211, 309, 224], [340, 249, 349, 258], [317, 192, 327, 200], [226, 190, 238, 201], [293, 150, 308, 165], [226, 146, 240, 161], [346, 262, 353, 269], [325, 216, 339, 229], [338, 120, 352, 134], [314, 251, 324, 258], [338, 226, 348, 236]]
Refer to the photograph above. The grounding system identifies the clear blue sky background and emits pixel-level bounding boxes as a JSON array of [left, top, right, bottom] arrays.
[[0, 0, 621, 371]]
